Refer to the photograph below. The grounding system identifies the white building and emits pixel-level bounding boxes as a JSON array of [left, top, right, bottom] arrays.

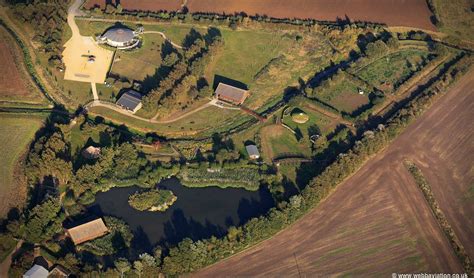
[[246, 145, 260, 160], [23, 265, 49, 278], [98, 26, 140, 50]]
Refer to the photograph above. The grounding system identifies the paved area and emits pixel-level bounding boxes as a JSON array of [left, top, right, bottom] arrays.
[[62, 0, 114, 84]]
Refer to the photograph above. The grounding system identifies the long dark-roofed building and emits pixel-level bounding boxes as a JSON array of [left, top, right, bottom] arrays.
[[215, 83, 249, 105], [116, 89, 143, 114]]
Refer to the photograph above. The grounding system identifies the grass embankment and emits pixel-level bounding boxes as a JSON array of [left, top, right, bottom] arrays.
[[405, 161, 473, 275], [0, 115, 44, 217]]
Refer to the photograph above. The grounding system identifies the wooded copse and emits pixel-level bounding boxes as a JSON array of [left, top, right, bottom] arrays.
[[7, 0, 69, 64], [142, 27, 224, 117]]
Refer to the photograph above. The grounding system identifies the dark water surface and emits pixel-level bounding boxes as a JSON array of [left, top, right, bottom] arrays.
[[90, 178, 274, 250]]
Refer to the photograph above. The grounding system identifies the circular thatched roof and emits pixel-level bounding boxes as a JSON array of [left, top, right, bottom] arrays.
[[102, 27, 135, 43]]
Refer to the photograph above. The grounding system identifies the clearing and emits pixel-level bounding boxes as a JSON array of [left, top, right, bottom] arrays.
[[0, 115, 44, 218], [194, 69, 474, 277]]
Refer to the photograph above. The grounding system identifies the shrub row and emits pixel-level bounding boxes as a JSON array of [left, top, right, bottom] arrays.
[[405, 161, 473, 274]]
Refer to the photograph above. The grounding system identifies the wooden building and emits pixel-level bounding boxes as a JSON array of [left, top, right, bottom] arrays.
[[215, 83, 249, 105], [65, 218, 108, 245]]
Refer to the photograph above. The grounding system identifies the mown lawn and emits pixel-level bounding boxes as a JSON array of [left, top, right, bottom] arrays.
[[0, 115, 44, 215], [314, 80, 370, 114], [111, 34, 165, 81], [283, 100, 337, 137]]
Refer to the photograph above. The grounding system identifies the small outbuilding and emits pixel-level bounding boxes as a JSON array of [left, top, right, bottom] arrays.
[[245, 145, 260, 160], [65, 218, 108, 245], [49, 265, 70, 278], [215, 83, 249, 105], [116, 89, 143, 114], [23, 264, 49, 278], [81, 146, 101, 160], [98, 26, 140, 49]]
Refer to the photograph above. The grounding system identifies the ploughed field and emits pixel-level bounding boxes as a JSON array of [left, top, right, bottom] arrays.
[[0, 26, 43, 103], [187, 0, 436, 31], [86, 0, 437, 31], [194, 71, 474, 276], [84, 0, 182, 11]]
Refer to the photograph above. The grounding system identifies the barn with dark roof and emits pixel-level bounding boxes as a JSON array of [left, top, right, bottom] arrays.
[[116, 89, 143, 113]]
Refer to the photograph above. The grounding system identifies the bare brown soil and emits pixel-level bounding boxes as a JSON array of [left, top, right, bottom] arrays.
[[0, 26, 34, 101], [84, 0, 182, 11], [194, 71, 474, 276], [187, 0, 436, 31]]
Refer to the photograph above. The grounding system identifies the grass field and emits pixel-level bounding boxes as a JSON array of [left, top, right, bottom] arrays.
[[208, 29, 294, 87], [0, 115, 44, 217], [432, 0, 474, 42], [356, 49, 431, 93], [313, 78, 371, 113], [88, 104, 246, 136], [260, 125, 310, 162], [111, 36, 164, 81], [0, 26, 46, 105]]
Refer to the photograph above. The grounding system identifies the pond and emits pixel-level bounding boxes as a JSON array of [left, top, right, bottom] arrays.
[[89, 178, 275, 251]]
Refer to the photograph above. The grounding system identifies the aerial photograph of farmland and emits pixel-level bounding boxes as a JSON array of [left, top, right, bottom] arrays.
[[0, 0, 472, 277]]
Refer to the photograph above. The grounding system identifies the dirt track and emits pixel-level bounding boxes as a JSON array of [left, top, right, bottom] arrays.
[[187, 0, 436, 31], [194, 71, 474, 276]]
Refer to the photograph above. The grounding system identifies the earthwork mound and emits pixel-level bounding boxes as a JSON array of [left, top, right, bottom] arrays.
[[291, 108, 309, 124]]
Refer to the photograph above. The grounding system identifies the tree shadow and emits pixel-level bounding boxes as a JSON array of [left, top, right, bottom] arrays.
[[183, 28, 203, 48], [212, 75, 248, 90]]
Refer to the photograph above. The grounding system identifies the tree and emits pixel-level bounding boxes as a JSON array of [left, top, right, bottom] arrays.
[[387, 37, 399, 49], [114, 258, 131, 278], [133, 261, 144, 278], [23, 197, 64, 243]]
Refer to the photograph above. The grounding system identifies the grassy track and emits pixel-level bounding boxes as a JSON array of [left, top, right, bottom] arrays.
[[0, 115, 44, 216]]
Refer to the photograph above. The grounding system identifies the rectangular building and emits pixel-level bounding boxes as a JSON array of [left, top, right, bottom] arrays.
[[116, 89, 143, 114], [215, 83, 249, 105], [65, 218, 108, 245], [245, 145, 260, 160]]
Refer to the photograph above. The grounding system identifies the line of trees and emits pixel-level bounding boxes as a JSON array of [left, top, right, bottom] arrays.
[[405, 162, 473, 275], [142, 28, 224, 117]]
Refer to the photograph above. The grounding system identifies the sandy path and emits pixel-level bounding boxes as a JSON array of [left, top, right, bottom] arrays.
[[194, 70, 474, 276]]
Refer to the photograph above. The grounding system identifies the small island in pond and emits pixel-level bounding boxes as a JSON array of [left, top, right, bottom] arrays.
[[128, 189, 177, 212]]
